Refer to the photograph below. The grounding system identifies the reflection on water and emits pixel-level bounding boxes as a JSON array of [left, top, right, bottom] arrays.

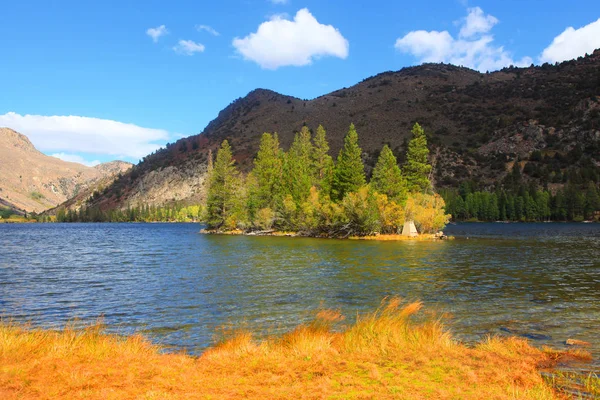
[[0, 222, 598, 368]]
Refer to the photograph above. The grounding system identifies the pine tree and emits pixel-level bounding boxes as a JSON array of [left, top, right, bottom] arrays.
[[332, 123, 366, 200], [370, 144, 408, 205], [312, 125, 334, 196], [403, 123, 432, 193], [284, 126, 314, 203], [252, 133, 284, 210], [205, 140, 244, 229]]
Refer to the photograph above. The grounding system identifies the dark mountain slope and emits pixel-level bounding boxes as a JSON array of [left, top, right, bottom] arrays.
[[76, 50, 600, 212]]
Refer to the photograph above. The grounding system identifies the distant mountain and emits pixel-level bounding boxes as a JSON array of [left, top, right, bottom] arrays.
[[0, 127, 132, 213], [68, 50, 600, 212]]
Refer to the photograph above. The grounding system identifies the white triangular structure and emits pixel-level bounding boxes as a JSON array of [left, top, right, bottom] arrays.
[[402, 220, 418, 237]]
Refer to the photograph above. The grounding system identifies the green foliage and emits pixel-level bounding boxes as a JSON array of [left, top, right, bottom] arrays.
[[442, 180, 600, 222], [255, 207, 275, 230], [403, 123, 432, 193], [206, 140, 246, 230], [312, 125, 334, 196], [341, 186, 381, 236], [30, 191, 45, 201], [332, 124, 366, 201], [58, 122, 457, 236], [53, 203, 204, 223], [371, 144, 408, 205], [250, 133, 284, 213], [283, 126, 314, 204], [0, 207, 14, 219]]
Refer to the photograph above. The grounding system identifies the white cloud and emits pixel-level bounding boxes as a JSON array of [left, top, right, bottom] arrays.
[[395, 7, 532, 72], [173, 39, 206, 55], [51, 153, 101, 167], [146, 25, 168, 43], [540, 18, 600, 63], [196, 24, 220, 36], [0, 112, 169, 160], [232, 8, 349, 70], [458, 7, 498, 38]]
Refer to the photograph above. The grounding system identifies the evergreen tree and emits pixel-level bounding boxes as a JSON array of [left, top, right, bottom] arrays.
[[403, 123, 432, 193], [252, 133, 284, 210], [312, 125, 334, 196], [284, 126, 314, 203], [332, 123, 366, 200], [205, 140, 244, 229], [371, 144, 408, 205]]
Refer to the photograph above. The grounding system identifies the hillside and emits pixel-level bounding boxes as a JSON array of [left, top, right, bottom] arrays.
[[0, 128, 132, 213], [73, 50, 600, 212]]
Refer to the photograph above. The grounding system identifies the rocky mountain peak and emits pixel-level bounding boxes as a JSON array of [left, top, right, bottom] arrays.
[[0, 127, 40, 154]]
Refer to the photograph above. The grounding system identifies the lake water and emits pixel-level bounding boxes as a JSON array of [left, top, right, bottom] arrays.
[[1, 222, 599, 370]]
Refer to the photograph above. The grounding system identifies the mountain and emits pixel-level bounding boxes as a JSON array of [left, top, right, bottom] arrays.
[[69, 50, 600, 212], [0, 128, 132, 213]]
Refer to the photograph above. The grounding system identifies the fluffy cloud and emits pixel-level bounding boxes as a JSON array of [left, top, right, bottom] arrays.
[[232, 8, 349, 70], [540, 18, 600, 63], [0, 112, 169, 160], [395, 7, 532, 72], [146, 25, 168, 43], [459, 7, 499, 38], [173, 39, 206, 55], [51, 153, 101, 167], [196, 25, 220, 36]]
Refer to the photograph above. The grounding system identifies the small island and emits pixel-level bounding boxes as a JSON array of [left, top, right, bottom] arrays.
[[202, 122, 450, 239]]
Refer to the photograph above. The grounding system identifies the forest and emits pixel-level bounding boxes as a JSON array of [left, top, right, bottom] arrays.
[[203, 123, 448, 237], [441, 164, 600, 222], [48, 123, 600, 227]]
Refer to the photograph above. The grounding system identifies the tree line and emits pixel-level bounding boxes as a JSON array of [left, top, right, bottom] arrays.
[[52, 204, 202, 223], [205, 123, 449, 236], [442, 162, 600, 222]]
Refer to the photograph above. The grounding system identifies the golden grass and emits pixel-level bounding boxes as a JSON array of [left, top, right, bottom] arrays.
[[0, 299, 590, 399], [348, 234, 447, 241]]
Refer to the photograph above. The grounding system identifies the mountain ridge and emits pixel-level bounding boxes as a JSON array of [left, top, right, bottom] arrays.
[[0, 127, 132, 213], [59, 50, 600, 212]]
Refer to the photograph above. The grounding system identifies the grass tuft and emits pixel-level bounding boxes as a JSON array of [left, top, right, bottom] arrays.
[[0, 298, 593, 399]]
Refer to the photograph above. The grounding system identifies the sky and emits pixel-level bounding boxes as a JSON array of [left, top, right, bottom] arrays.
[[1, 0, 599, 166]]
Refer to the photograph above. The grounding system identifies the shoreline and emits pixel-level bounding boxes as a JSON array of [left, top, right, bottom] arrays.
[[199, 229, 452, 241], [1, 299, 595, 399]]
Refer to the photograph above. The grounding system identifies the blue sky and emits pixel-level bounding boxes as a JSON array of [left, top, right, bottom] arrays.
[[1, 0, 599, 166]]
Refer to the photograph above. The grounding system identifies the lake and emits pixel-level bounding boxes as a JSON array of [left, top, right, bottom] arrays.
[[1, 222, 599, 370]]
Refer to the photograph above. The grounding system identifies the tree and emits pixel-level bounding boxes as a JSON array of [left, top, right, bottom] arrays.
[[371, 144, 408, 205], [205, 140, 245, 230], [404, 193, 450, 233], [251, 133, 284, 210], [284, 126, 314, 204], [312, 125, 334, 196], [403, 123, 432, 193], [341, 186, 380, 236], [332, 123, 366, 200]]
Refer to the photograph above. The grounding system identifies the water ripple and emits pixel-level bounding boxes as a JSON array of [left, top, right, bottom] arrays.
[[0, 222, 598, 369]]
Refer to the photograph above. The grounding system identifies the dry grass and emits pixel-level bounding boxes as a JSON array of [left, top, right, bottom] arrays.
[[348, 234, 445, 241], [0, 299, 589, 399]]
